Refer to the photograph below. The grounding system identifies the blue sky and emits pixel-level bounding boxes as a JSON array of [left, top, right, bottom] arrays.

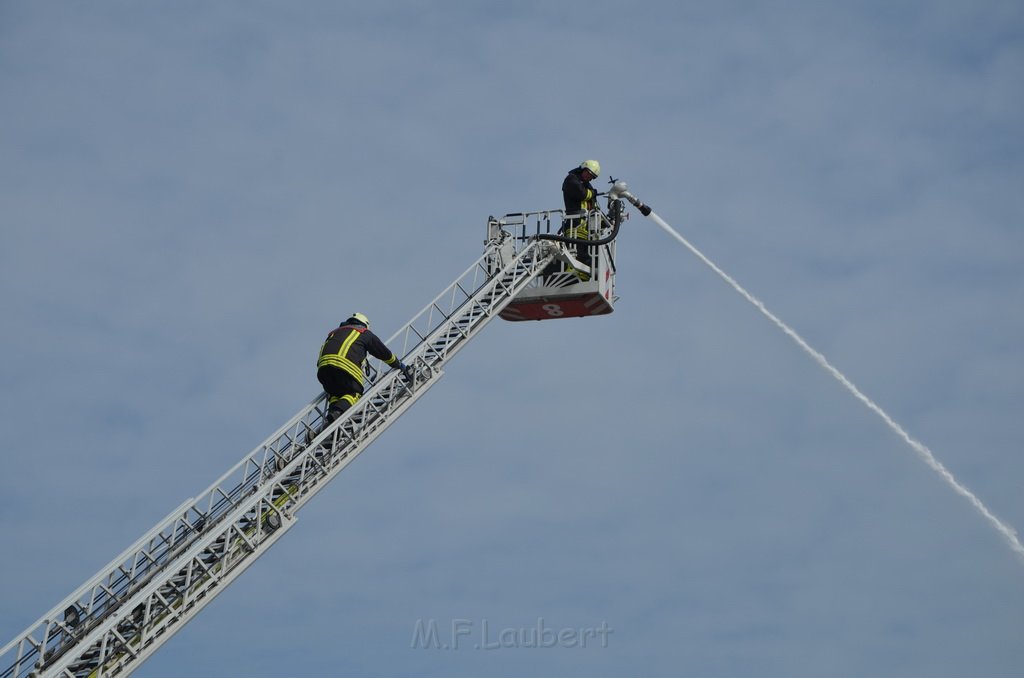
[[2, 1, 1022, 676]]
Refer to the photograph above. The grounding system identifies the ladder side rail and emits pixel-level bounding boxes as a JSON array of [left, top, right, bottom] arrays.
[[39, 476, 310, 677], [388, 250, 497, 358], [36, 241, 530, 675], [1, 395, 336, 676], [0, 417, 337, 673], [399, 264, 493, 362], [93, 239, 554, 676], [57, 363, 447, 677], [25, 398, 335, 671], [383, 242, 551, 396], [0, 498, 195, 678], [44, 424, 380, 678], [5, 240, 550, 678]]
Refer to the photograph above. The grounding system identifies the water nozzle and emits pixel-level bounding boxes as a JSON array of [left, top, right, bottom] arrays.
[[606, 177, 652, 216], [608, 179, 630, 200]]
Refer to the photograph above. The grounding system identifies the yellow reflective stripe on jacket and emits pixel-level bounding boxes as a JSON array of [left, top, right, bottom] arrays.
[[583, 188, 596, 210], [338, 327, 360, 358], [318, 355, 364, 382], [317, 329, 366, 383]]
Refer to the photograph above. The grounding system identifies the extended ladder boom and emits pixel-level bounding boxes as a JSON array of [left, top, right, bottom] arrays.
[[2, 227, 555, 678]]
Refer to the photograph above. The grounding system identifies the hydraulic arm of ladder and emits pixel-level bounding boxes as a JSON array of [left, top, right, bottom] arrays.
[[1, 232, 553, 678]]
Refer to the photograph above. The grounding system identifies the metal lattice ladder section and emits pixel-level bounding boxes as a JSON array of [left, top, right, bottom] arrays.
[[1, 233, 554, 678]]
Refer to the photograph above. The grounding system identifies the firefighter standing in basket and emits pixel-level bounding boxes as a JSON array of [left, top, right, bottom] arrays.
[[560, 159, 601, 280]]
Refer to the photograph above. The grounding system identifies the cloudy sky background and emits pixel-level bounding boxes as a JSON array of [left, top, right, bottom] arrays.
[[2, 1, 1022, 676]]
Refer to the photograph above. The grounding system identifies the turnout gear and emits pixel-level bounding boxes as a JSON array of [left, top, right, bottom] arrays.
[[318, 323, 398, 384], [562, 164, 601, 230], [316, 321, 401, 423], [563, 165, 600, 216], [560, 162, 602, 278]]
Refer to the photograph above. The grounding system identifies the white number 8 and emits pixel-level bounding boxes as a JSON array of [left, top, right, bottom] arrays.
[[542, 303, 564, 317]]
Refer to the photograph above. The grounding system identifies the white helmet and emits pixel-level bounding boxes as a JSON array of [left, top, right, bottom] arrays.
[[580, 159, 601, 178], [348, 312, 370, 328]]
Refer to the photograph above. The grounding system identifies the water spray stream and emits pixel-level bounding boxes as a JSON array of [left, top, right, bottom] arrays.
[[633, 201, 1024, 563]]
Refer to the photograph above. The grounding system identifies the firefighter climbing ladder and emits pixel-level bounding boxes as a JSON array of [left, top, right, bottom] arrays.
[[0, 208, 611, 678]]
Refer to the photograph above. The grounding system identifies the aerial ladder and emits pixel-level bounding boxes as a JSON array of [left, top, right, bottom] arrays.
[[2, 183, 651, 678]]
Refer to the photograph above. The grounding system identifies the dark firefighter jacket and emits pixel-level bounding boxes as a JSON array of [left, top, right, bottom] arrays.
[[317, 324, 399, 385], [562, 167, 599, 215], [562, 167, 600, 239]]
